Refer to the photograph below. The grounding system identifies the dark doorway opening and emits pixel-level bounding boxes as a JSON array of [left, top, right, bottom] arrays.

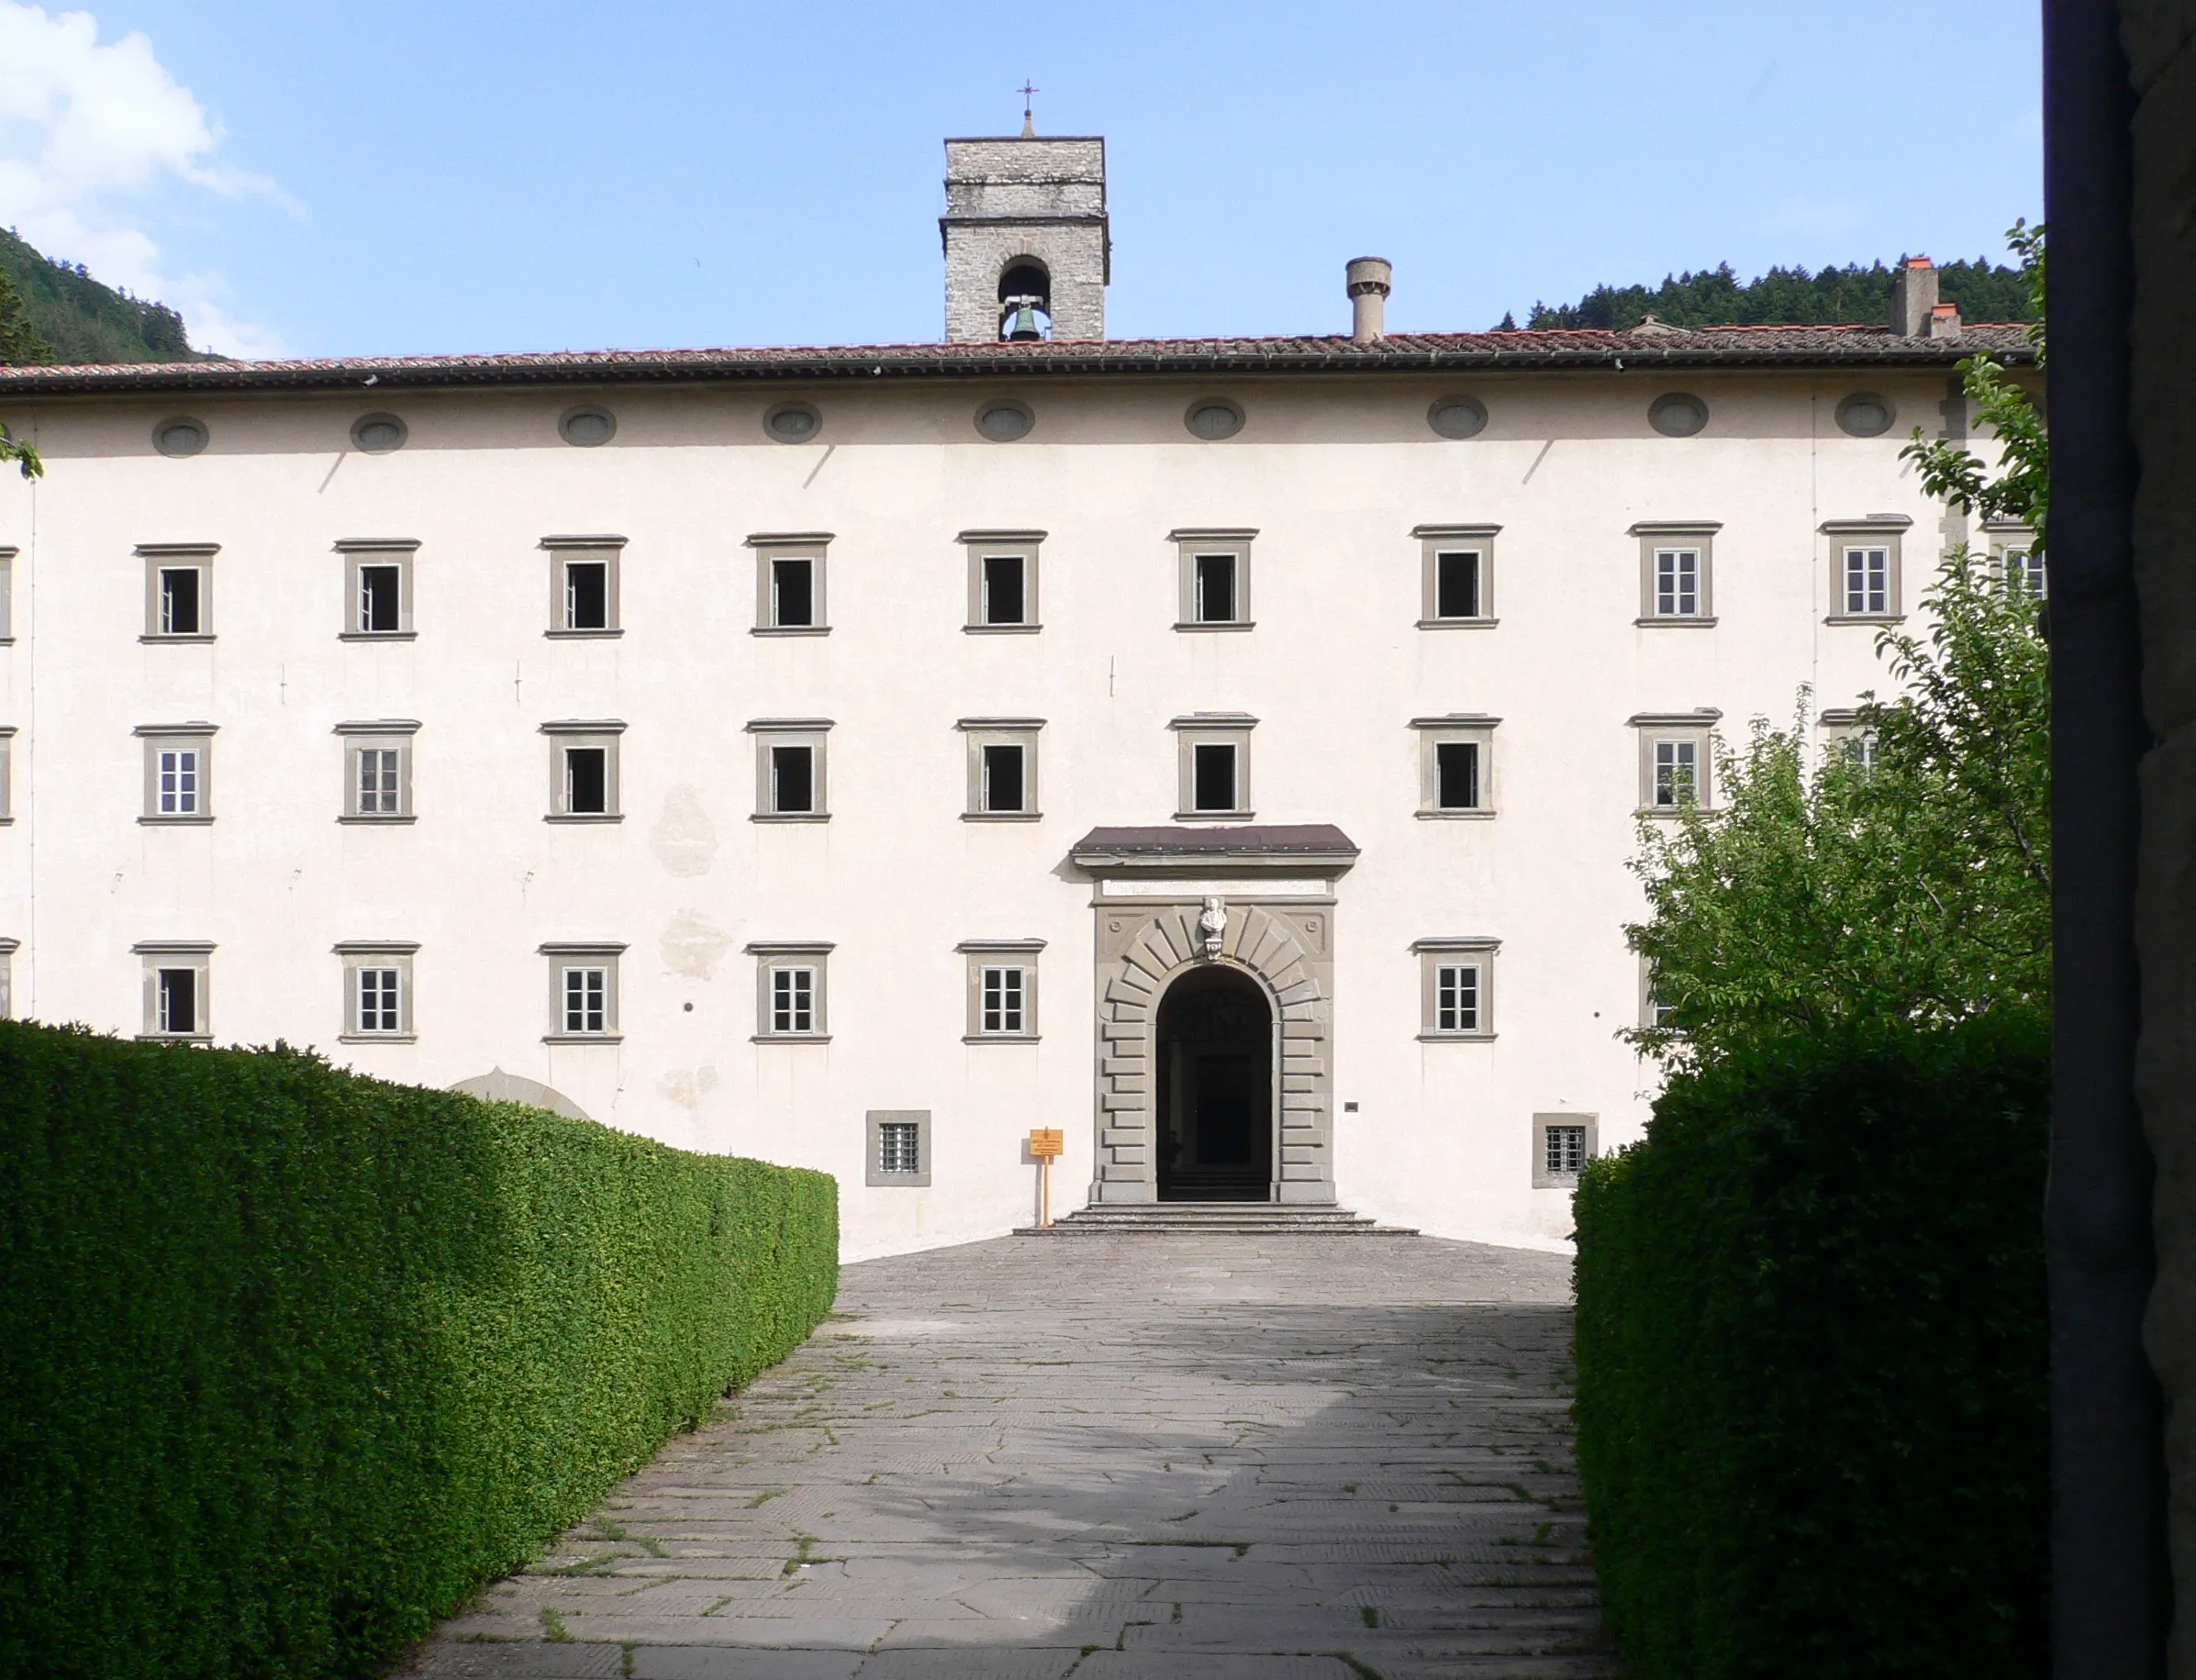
[[1156, 965, 1274, 1201]]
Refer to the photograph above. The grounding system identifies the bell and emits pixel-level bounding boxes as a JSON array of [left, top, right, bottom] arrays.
[[1007, 301, 1041, 342]]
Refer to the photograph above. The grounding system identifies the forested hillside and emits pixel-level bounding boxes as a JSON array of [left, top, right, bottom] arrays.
[[1508, 257, 2033, 332], [0, 228, 214, 364]]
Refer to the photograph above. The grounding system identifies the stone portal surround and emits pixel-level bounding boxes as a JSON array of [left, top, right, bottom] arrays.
[[1091, 897, 1335, 1205]]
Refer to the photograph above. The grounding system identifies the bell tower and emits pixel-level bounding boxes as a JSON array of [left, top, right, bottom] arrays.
[[941, 123, 1109, 342]]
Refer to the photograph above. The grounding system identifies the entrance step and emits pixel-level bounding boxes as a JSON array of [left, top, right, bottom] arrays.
[[1018, 1201, 1418, 1237]]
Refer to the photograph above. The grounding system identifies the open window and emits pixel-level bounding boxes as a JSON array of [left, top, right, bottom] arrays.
[[1171, 714, 1255, 819], [963, 529, 1043, 630], [544, 535, 624, 636], [749, 718, 831, 820], [959, 718, 1042, 818], [140, 543, 217, 640], [1416, 524, 1499, 627], [338, 540, 418, 638], [541, 720, 625, 821], [1411, 715, 1499, 818], [1173, 528, 1255, 630], [750, 533, 830, 633]]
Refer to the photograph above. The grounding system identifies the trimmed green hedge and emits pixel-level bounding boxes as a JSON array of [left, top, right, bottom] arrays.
[[1572, 1013, 2048, 1679], [0, 1021, 837, 1680]]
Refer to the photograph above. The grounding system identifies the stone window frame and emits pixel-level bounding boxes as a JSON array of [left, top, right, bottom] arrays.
[[543, 534, 626, 639], [139, 542, 217, 641], [958, 938, 1044, 1042], [335, 719, 419, 823], [137, 723, 217, 824], [1410, 714, 1499, 819], [0, 726, 12, 824], [1632, 710, 1721, 815], [1172, 528, 1256, 631], [748, 940, 832, 1042], [135, 940, 213, 1042], [1170, 713, 1256, 821], [962, 528, 1043, 632], [336, 940, 419, 1042], [958, 718, 1042, 820], [747, 718, 832, 821], [865, 1109, 932, 1187], [1415, 937, 1499, 1040], [1823, 517, 1911, 624], [1633, 522, 1720, 626], [541, 719, 625, 822], [1533, 1112, 1600, 1188], [1415, 523, 1500, 628], [337, 540, 419, 640], [1987, 518, 2045, 601], [1817, 706, 1879, 773], [0, 545, 16, 642], [749, 531, 831, 635], [0, 936, 16, 1018], [541, 940, 624, 1042]]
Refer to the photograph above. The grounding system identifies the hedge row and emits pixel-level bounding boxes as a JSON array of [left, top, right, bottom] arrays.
[[0, 1021, 838, 1680], [1572, 1012, 2049, 1679]]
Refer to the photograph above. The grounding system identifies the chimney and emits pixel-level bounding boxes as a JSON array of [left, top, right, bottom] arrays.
[[1928, 301, 1963, 340], [1890, 255, 1938, 336], [1346, 257, 1392, 343]]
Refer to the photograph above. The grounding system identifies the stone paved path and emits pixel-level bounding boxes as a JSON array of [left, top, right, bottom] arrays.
[[407, 1233, 1616, 1679]]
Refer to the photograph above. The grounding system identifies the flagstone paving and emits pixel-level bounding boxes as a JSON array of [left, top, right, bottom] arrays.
[[404, 1232, 1616, 1679]]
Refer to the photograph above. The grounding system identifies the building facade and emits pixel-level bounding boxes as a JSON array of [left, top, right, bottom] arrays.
[[0, 134, 2036, 1259]]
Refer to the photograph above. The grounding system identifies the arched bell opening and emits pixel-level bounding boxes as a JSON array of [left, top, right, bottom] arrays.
[[1154, 964, 1276, 1202], [997, 258, 1053, 341]]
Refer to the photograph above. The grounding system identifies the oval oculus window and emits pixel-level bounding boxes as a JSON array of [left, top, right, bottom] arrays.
[[1647, 392, 1709, 438], [351, 413, 407, 453], [1834, 393, 1896, 438], [559, 405, 617, 447], [975, 400, 1033, 441], [1427, 395, 1489, 439], [152, 416, 209, 458], [1184, 398, 1244, 440], [764, 402, 821, 443]]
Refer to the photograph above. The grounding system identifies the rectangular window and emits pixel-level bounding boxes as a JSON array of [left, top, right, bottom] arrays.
[[981, 743, 1025, 814], [1844, 734, 1878, 772], [865, 1109, 932, 1185], [771, 557, 815, 628], [772, 966, 815, 1034], [563, 966, 607, 1034], [772, 744, 814, 814], [158, 967, 197, 1034], [358, 564, 402, 633], [1655, 549, 1700, 617], [1843, 546, 1889, 616], [159, 567, 202, 635], [357, 749, 401, 814], [338, 541, 418, 637], [0, 547, 14, 640], [1194, 553, 1237, 623], [543, 723, 623, 820], [1531, 1112, 1598, 1187], [2005, 546, 2046, 600], [877, 1121, 921, 1175], [564, 747, 608, 814], [980, 965, 1025, 1034], [0, 730, 12, 821], [357, 968, 401, 1032], [1434, 550, 1481, 620], [1653, 739, 1698, 807], [159, 748, 200, 815], [563, 560, 609, 630], [1435, 741, 1480, 811], [0, 939, 15, 1018], [982, 555, 1026, 626], [1193, 742, 1237, 812], [1545, 1124, 1586, 1176], [1434, 962, 1479, 1033], [1174, 529, 1255, 629]]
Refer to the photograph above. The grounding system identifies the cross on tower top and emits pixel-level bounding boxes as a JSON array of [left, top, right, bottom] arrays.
[[1019, 81, 1039, 137]]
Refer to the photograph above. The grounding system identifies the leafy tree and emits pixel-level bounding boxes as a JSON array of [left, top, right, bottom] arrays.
[[1625, 225, 2048, 1068], [1525, 254, 2034, 331], [0, 260, 49, 366]]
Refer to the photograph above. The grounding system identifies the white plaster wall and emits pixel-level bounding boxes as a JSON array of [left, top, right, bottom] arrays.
[[0, 370, 1956, 1260]]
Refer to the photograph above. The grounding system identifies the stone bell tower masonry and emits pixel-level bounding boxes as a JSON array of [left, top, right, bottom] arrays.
[[941, 131, 1109, 342]]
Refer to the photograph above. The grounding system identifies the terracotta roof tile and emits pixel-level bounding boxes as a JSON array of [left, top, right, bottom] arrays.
[[0, 326, 2036, 397]]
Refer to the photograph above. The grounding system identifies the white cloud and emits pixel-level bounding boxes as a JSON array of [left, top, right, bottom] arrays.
[[0, 3, 298, 357]]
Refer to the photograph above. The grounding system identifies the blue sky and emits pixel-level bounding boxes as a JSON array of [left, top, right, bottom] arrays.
[[0, 0, 2042, 360]]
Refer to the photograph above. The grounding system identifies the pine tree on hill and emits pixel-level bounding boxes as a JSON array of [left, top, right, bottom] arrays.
[[0, 261, 51, 365], [1515, 258, 2033, 332], [0, 228, 214, 363]]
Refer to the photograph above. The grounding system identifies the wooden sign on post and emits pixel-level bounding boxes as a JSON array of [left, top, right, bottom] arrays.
[[1029, 1129, 1064, 1228]]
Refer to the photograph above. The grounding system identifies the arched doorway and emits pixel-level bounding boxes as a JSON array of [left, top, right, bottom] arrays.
[[1155, 965, 1274, 1201]]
